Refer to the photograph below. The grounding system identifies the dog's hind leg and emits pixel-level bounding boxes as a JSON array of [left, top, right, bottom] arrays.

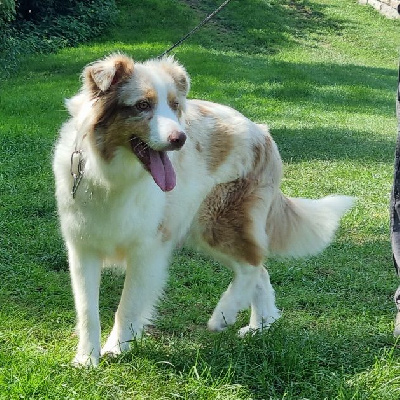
[[101, 243, 171, 357], [206, 261, 280, 334], [238, 267, 281, 337], [207, 262, 263, 332], [68, 244, 102, 366], [191, 178, 281, 334]]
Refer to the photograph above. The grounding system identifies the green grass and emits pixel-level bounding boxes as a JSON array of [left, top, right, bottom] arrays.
[[1, 0, 400, 398]]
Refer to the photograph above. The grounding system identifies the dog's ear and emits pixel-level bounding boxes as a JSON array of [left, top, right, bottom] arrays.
[[83, 54, 134, 93], [159, 57, 190, 96]]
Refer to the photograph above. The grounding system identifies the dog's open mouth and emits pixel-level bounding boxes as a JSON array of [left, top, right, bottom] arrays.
[[130, 136, 176, 192]]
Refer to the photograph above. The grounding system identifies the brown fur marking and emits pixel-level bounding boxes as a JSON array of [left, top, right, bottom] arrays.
[[158, 222, 172, 242], [100, 118, 150, 161], [198, 105, 213, 118], [85, 54, 134, 93], [193, 103, 235, 172], [252, 134, 272, 173], [196, 177, 265, 266], [206, 120, 234, 173], [266, 196, 299, 254], [87, 58, 165, 161], [168, 92, 183, 118], [91, 87, 152, 161], [144, 88, 158, 104]]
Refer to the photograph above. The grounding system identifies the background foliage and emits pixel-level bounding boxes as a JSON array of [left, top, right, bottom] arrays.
[[0, 0, 118, 75]]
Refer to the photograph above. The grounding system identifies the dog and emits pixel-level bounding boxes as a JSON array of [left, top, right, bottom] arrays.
[[53, 53, 353, 366]]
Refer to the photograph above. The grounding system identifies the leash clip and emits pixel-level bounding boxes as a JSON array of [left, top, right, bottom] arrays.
[[70, 150, 85, 199]]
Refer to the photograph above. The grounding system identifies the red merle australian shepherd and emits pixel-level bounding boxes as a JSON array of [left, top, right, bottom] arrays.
[[53, 54, 353, 366]]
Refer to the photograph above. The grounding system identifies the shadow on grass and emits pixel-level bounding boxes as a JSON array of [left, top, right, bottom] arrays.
[[273, 126, 395, 163], [1, 0, 347, 81], [181, 54, 396, 116], [5, 0, 351, 75], [111, 0, 345, 57], [116, 324, 397, 399], [0, 234, 397, 398], [6, 51, 397, 169], [100, 245, 397, 399]]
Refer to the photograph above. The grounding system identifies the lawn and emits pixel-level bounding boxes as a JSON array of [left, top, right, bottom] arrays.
[[1, 0, 400, 398]]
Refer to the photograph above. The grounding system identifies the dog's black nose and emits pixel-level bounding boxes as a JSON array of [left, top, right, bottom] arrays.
[[168, 131, 187, 150]]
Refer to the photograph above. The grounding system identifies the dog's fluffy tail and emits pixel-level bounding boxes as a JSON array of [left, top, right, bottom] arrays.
[[266, 193, 354, 258]]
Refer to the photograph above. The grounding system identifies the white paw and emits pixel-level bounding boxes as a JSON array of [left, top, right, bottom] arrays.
[[207, 307, 239, 332], [101, 338, 130, 357], [101, 323, 143, 357], [207, 317, 228, 332], [238, 312, 282, 338], [238, 325, 255, 337], [72, 353, 99, 367], [207, 311, 237, 331], [237, 323, 272, 338]]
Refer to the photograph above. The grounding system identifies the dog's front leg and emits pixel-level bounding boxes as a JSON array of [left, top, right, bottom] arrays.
[[67, 243, 102, 366], [102, 244, 171, 357]]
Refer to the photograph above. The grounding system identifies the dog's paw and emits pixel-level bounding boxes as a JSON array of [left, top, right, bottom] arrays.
[[237, 324, 270, 338], [238, 312, 282, 338], [101, 341, 129, 357], [207, 311, 235, 332], [207, 308, 238, 332], [207, 318, 227, 332], [101, 333, 132, 357], [72, 353, 99, 367], [237, 325, 256, 338], [237, 323, 273, 338]]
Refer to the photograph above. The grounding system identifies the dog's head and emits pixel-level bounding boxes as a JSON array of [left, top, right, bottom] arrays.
[[73, 53, 190, 192]]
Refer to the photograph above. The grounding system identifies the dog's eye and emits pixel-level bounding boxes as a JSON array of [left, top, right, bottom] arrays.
[[135, 100, 151, 111]]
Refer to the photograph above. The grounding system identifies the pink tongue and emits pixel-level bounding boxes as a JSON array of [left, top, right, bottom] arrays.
[[149, 150, 176, 192]]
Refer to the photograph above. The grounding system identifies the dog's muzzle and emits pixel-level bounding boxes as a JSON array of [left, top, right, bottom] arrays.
[[167, 130, 186, 150]]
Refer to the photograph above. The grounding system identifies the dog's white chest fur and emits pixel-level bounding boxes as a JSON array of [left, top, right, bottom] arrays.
[[56, 159, 167, 261]]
